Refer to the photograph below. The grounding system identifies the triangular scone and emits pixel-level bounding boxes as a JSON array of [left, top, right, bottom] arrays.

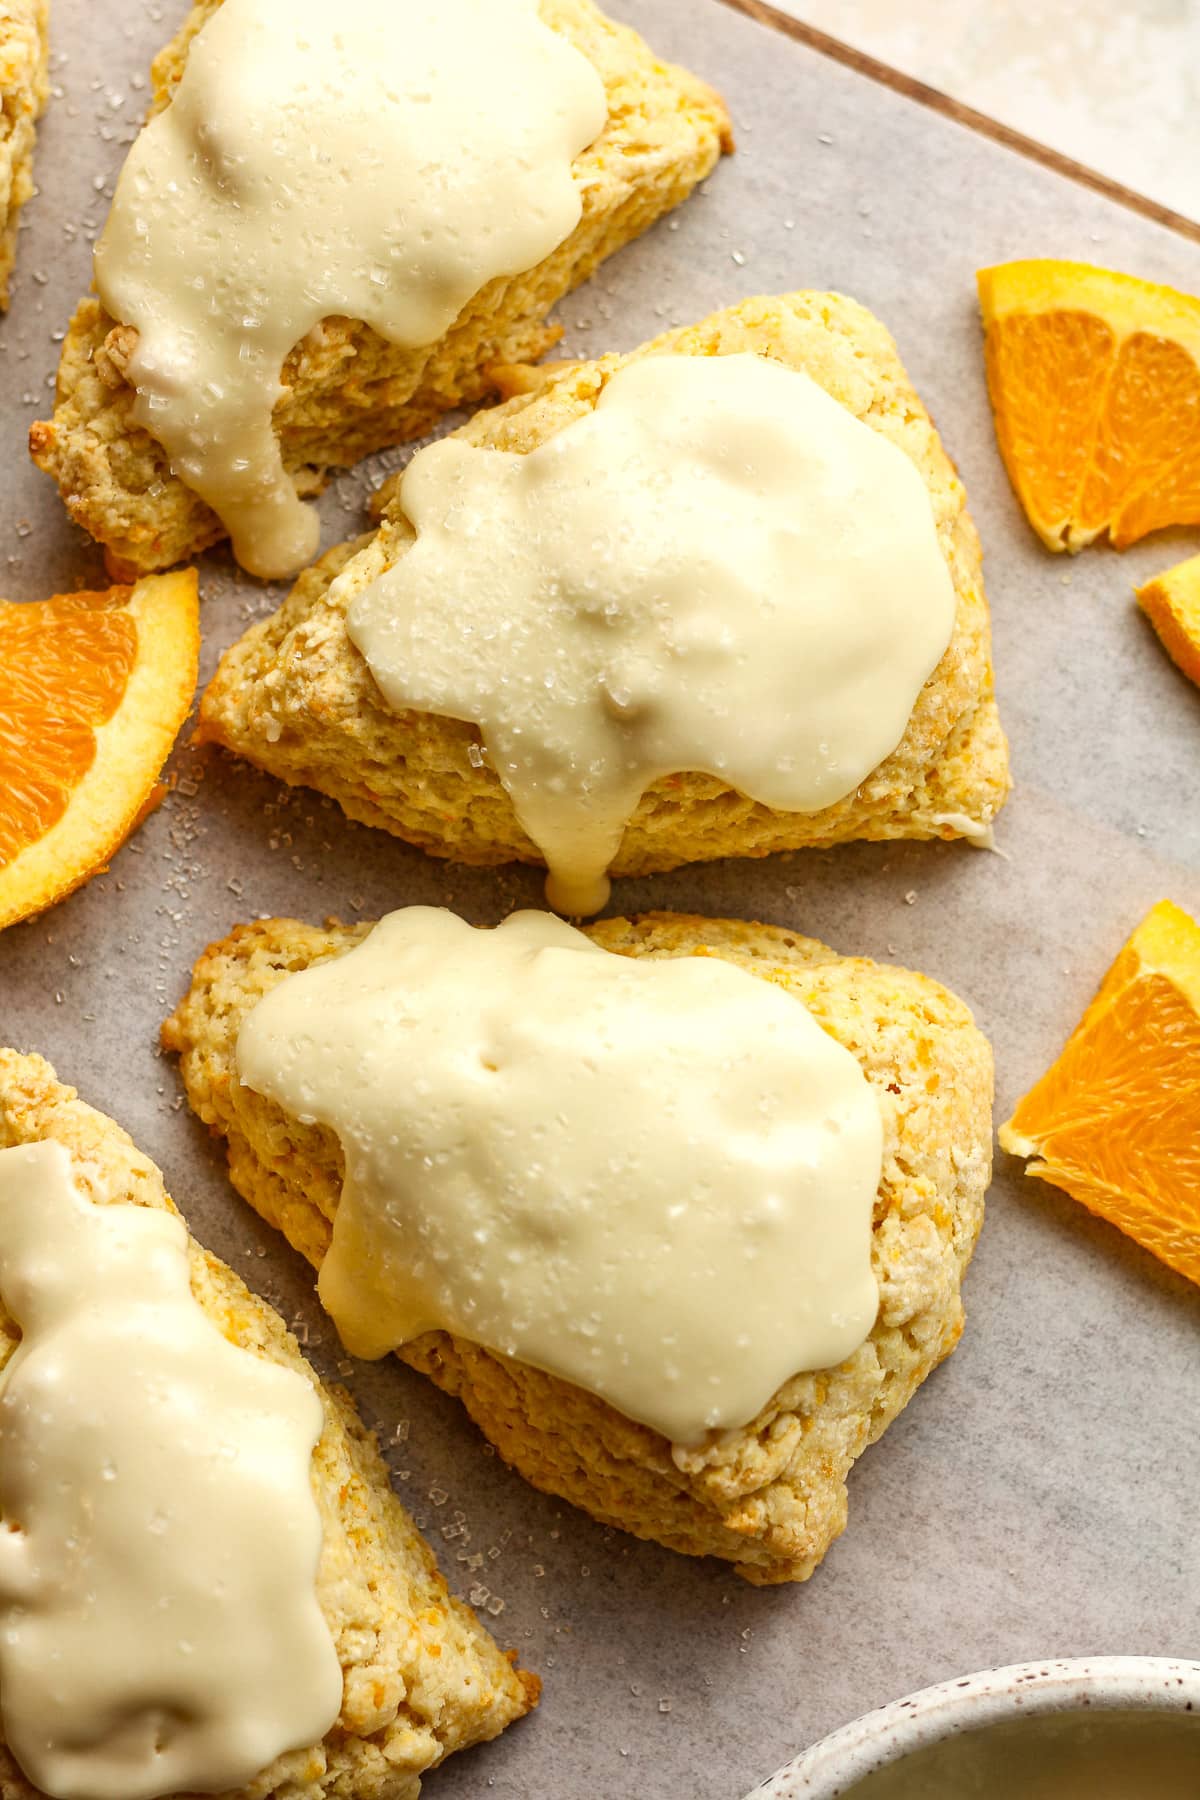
[[164, 911, 993, 1586], [0, 1050, 537, 1800], [196, 294, 1011, 880], [0, 0, 48, 307], [29, 0, 731, 576]]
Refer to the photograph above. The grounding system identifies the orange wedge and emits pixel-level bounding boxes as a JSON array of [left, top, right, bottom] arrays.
[[1136, 551, 1200, 688], [0, 571, 199, 929], [999, 900, 1200, 1286], [977, 259, 1200, 553]]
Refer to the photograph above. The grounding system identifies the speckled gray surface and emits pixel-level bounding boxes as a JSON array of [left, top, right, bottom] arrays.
[[1, 3, 1199, 1798]]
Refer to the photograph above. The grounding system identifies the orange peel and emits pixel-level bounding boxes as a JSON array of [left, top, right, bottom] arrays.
[[1136, 551, 1200, 689]]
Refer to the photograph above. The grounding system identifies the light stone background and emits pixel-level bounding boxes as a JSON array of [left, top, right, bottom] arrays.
[[1, 3, 1199, 1798], [772, 0, 1200, 222]]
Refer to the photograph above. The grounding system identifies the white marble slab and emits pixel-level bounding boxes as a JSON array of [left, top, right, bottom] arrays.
[[773, 0, 1200, 222]]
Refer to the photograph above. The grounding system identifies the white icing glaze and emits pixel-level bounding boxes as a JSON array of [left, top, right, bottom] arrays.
[[93, 0, 606, 578], [236, 907, 883, 1445], [923, 811, 998, 848], [345, 352, 958, 914], [0, 1140, 341, 1800]]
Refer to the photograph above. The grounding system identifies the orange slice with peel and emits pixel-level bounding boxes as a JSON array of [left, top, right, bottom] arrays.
[[0, 571, 199, 929], [977, 259, 1200, 553], [999, 900, 1200, 1286], [1136, 551, 1200, 689]]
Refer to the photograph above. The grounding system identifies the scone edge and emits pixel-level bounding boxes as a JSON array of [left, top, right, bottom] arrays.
[[162, 909, 993, 1586], [28, 0, 733, 574], [0, 0, 49, 307], [0, 1047, 537, 1800], [194, 289, 1011, 875]]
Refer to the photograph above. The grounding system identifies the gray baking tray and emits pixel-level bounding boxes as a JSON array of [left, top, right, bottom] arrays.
[[1, 2, 1198, 1796]]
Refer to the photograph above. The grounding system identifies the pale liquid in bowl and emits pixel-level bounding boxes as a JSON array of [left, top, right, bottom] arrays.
[[843, 1709, 1200, 1798]]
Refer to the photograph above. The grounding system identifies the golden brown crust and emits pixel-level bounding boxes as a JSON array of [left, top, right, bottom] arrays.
[[28, 0, 731, 574], [162, 910, 993, 1585], [195, 291, 1010, 877], [0, 0, 49, 307], [0, 1049, 536, 1800]]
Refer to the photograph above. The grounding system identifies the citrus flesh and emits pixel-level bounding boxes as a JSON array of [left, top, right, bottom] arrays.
[[999, 900, 1200, 1286], [0, 571, 199, 929], [977, 259, 1200, 554]]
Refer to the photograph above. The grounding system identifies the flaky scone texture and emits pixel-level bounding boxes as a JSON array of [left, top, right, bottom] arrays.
[[0, 1049, 536, 1800], [197, 293, 1011, 879], [0, 0, 48, 307], [163, 911, 993, 1586], [29, 0, 731, 575]]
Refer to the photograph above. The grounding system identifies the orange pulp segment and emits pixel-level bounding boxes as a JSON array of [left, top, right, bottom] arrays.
[[0, 571, 199, 929], [977, 259, 1200, 553], [1136, 551, 1200, 688], [999, 900, 1200, 1286]]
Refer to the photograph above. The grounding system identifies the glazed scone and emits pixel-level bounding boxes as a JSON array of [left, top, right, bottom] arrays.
[[29, 0, 731, 577], [0, 0, 48, 307], [196, 293, 1011, 881], [0, 1049, 537, 1800], [163, 911, 993, 1586]]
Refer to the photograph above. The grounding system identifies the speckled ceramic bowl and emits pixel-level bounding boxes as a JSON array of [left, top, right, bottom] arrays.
[[744, 1657, 1200, 1799]]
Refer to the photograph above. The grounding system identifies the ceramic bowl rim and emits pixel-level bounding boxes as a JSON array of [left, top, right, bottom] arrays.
[[743, 1655, 1200, 1798]]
